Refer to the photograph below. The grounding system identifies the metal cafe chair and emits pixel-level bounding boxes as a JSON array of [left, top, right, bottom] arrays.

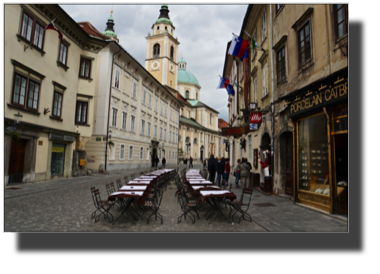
[[229, 188, 253, 223], [90, 188, 114, 223], [116, 179, 123, 190], [141, 188, 164, 224], [124, 175, 129, 184]]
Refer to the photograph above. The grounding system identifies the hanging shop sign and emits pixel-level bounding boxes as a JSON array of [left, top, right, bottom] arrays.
[[250, 123, 258, 130], [288, 76, 348, 118], [222, 124, 250, 137], [250, 112, 262, 124]]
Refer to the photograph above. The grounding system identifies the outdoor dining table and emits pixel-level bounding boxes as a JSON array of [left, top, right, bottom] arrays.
[[107, 191, 146, 225], [119, 185, 147, 191], [187, 180, 213, 186], [199, 190, 237, 224]]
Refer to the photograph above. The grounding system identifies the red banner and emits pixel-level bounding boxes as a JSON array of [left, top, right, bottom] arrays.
[[250, 112, 262, 124], [222, 124, 250, 136]]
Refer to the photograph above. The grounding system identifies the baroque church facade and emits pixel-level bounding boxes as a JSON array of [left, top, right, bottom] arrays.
[[145, 5, 228, 163]]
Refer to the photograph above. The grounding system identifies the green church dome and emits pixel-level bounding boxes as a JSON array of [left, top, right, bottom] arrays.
[[103, 12, 117, 38], [178, 69, 200, 87]]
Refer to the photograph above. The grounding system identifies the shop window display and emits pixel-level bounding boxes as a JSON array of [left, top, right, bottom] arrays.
[[298, 114, 329, 194]]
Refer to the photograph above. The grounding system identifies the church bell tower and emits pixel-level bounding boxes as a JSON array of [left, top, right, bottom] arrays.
[[145, 5, 180, 90]]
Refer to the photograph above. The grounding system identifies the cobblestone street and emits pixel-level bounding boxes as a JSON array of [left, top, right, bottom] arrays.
[[4, 165, 347, 232]]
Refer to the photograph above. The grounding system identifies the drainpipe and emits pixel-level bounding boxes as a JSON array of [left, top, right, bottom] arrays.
[[235, 59, 240, 125], [270, 5, 275, 185], [105, 43, 122, 171]]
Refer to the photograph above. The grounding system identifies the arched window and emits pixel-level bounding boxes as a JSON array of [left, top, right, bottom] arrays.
[[185, 90, 189, 99], [157, 26, 159, 30], [210, 113, 213, 125], [194, 138, 198, 144], [153, 44, 160, 58], [170, 46, 174, 60], [196, 93, 198, 100]]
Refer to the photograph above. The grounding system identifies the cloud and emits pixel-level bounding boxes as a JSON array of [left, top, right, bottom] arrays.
[[61, 4, 247, 121]]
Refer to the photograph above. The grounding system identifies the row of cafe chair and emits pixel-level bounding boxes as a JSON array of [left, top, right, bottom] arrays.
[[175, 169, 255, 224], [90, 168, 176, 224]]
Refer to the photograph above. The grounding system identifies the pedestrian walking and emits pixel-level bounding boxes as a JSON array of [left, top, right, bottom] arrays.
[[240, 158, 251, 189], [207, 154, 217, 184], [189, 157, 193, 168], [224, 158, 231, 187], [259, 150, 271, 175], [162, 157, 166, 168], [234, 159, 241, 188], [184, 158, 187, 165], [216, 157, 225, 186], [203, 160, 206, 168], [155, 156, 159, 168]]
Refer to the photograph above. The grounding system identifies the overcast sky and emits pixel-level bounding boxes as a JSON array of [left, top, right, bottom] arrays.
[[61, 4, 248, 121]]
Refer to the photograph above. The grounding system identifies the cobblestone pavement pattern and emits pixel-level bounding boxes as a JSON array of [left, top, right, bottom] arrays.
[[5, 165, 347, 232]]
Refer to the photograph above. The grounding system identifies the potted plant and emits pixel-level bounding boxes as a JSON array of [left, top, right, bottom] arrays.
[[7, 131, 20, 143], [108, 140, 115, 150]]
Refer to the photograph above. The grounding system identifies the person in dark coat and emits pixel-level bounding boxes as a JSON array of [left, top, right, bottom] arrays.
[[224, 158, 231, 186], [155, 156, 159, 168], [162, 157, 166, 168], [189, 157, 193, 168], [216, 157, 225, 186], [207, 154, 217, 184]]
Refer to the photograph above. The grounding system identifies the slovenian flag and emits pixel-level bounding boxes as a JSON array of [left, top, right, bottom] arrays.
[[217, 76, 230, 89], [226, 84, 235, 96], [240, 48, 248, 61], [228, 34, 249, 59], [45, 19, 63, 41]]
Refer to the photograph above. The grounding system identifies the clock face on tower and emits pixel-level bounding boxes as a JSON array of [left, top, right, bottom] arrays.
[[151, 61, 160, 71]]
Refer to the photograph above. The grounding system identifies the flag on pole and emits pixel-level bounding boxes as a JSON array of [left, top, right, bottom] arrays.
[[252, 38, 263, 51], [228, 34, 249, 59], [226, 84, 235, 96], [239, 48, 249, 61], [45, 19, 63, 41], [217, 76, 230, 89]]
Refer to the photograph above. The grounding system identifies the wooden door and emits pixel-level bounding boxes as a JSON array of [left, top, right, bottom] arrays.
[[285, 134, 293, 195], [9, 139, 26, 183]]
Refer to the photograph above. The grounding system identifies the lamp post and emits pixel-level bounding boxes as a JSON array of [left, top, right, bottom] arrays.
[[249, 102, 257, 112]]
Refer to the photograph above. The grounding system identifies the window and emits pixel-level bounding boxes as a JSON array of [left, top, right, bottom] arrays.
[[120, 144, 125, 160], [185, 90, 189, 99], [114, 69, 120, 89], [187, 111, 190, 118], [143, 89, 146, 104], [149, 92, 152, 107], [164, 129, 166, 141], [165, 104, 167, 117], [26, 80, 40, 111], [170, 46, 174, 60], [79, 57, 91, 78], [170, 108, 172, 121], [253, 77, 258, 103], [111, 108, 117, 127], [12, 73, 27, 107], [298, 22, 311, 66], [160, 127, 162, 140], [187, 127, 189, 132], [147, 122, 151, 136], [146, 148, 150, 160], [132, 81, 137, 98], [210, 114, 213, 125], [141, 120, 145, 135], [155, 96, 158, 112], [196, 93, 198, 100], [179, 135, 182, 142], [154, 125, 157, 138], [75, 101, 88, 124], [122, 112, 127, 130], [129, 146, 133, 160], [169, 131, 172, 142], [140, 147, 144, 160], [333, 4, 348, 40], [157, 26, 159, 30], [58, 42, 68, 65], [262, 61, 268, 96], [169, 151, 171, 160], [20, 11, 44, 49], [131, 115, 135, 132], [160, 101, 163, 115], [261, 10, 267, 42], [52, 91, 63, 118], [153, 44, 160, 58], [277, 46, 286, 82]]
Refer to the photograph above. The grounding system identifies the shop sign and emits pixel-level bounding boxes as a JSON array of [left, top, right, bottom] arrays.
[[222, 125, 250, 137], [223, 139, 229, 144], [250, 112, 262, 124], [289, 77, 348, 118], [49, 133, 75, 142], [250, 123, 258, 130], [52, 147, 64, 153]]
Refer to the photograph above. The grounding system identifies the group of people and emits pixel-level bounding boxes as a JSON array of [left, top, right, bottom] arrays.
[[206, 150, 271, 189], [154, 156, 166, 168], [183, 157, 193, 168]]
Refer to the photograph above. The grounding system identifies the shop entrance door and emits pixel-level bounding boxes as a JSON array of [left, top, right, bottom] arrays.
[[200, 146, 204, 161], [334, 134, 348, 214], [285, 133, 293, 195], [51, 143, 65, 177], [9, 139, 27, 183]]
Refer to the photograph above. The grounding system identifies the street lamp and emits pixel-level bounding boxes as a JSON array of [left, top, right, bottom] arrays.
[[14, 112, 23, 124], [249, 102, 257, 112]]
